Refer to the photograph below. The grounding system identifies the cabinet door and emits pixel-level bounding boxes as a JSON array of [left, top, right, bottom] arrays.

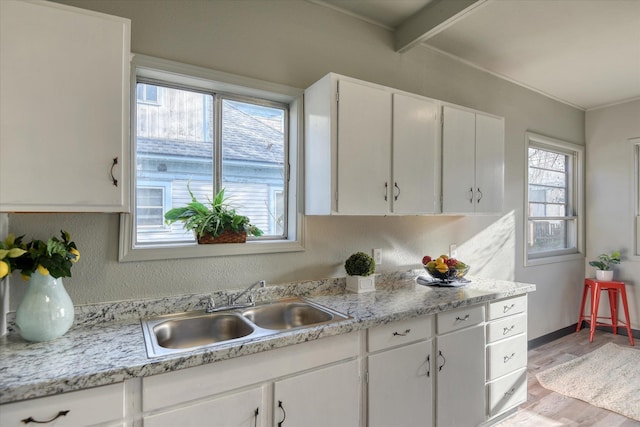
[[144, 386, 263, 427], [0, 0, 130, 212], [336, 80, 391, 214], [368, 340, 433, 427], [436, 324, 486, 427], [274, 359, 360, 427], [442, 106, 476, 213], [392, 94, 439, 214], [475, 113, 504, 213]]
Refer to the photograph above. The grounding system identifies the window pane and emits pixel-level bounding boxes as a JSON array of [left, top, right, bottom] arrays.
[[135, 83, 214, 244], [221, 98, 286, 238], [528, 147, 569, 219], [527, 219, 575, 253]]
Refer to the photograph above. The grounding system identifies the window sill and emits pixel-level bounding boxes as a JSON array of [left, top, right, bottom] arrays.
[[524, 251, 584, 267]]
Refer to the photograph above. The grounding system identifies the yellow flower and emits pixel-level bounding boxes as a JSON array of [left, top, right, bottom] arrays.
[[0, 260, 9, 279], [37, 264, 50, 276], [70, 248, 80, 263]]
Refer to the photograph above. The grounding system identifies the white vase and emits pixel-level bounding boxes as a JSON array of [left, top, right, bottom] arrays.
[[16, 270, 74, 342], [346, 275, 375, 293], [595, 269, 614, 281]]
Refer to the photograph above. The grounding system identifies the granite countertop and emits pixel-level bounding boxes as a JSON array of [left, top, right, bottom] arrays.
[[0, 271, 535, 404]]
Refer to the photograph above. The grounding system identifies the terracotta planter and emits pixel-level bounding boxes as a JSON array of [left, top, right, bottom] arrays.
[[197, 230, 247, 244]]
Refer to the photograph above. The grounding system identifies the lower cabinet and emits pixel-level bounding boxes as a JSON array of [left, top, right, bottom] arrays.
[[274, 360, 360, 427]]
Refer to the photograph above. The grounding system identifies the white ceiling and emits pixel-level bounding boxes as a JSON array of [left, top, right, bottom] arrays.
[[312, 0, 640, 110]]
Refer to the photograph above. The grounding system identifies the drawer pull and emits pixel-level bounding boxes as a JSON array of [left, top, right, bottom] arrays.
[[455, 314, 470, 322], [504, 387, 516, 397], [503, 325, 515, 335], [438, 350, 446, 371], [277, 400, 286, 426], [392, 329, 411, 337], [110, 157, 118, 187], [503, 303, 516, 313], [503, 352, 516, 363], [22, 410, 70, 424]]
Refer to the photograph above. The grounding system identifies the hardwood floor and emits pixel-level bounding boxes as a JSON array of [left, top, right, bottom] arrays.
[[495, 329, 640, 427]]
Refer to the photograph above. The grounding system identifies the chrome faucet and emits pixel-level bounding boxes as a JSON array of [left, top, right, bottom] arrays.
[[207, 280, 266, 312]]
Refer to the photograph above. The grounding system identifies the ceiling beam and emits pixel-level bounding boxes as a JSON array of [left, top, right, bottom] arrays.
[[394, 0, 488, 53]]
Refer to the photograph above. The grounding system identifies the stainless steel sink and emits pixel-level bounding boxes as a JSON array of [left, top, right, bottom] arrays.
[[241, 298, 338, 330], [141, 297, 349, 358]]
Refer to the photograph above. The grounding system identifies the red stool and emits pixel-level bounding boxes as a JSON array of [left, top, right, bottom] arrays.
[[577, 278, 634, 346]]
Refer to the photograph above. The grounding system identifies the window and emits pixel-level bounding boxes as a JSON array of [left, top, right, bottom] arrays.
[[632, 137, 640, 255], [119, 55, 303, 261], [525, 132, 584, 265]]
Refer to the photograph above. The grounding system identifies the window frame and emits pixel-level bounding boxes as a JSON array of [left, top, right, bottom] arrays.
[[631, 137, 640, 257], [524, 132, 585, 266], [119, 54, 305, 262]]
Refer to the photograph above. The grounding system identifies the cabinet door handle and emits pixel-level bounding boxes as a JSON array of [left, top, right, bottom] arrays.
[[468, 187, 474, 203], [504, 387, 516, 397], [277, 400, 286, 426], [503, 352, 516, 363], [455, 314, 470, 322], [503, 325, 515, 335], [392, 328, 411, 337], [384, 182, 388, 201], [503, 303, 515, 313], [110, 157, 119, 187], [476, 187, 483, 203], [21, 410, 70, 424], [254, 407, 259, 427], [426, 354, 431, 377], [438, 350, 446, 371], [394, 182, 401, 201]]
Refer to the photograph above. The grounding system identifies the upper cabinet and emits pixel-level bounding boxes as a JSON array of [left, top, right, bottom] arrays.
[[304, 73, 439, 215], [0, 0, 131, 212], [441, 105, 504, 214]]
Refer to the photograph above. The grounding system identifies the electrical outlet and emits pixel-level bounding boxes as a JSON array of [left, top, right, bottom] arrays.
[[449, 244, 457, 258], [373, 248, 382, 265]]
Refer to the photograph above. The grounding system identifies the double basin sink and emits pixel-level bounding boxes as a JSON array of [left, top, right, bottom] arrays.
[[141, 297, 350, 358]]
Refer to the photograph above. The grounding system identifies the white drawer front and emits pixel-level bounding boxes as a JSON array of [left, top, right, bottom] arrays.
[[368, 315, 432, 352], [487, 334, 527, 381], [488, 295, 527, 320], [487, 368, 527, 417], [437, 304, 484, 335], [0, 383, 124, 427], [487, 313, 527, 343]]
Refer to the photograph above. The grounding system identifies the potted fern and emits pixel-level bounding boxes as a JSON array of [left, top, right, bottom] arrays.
[[344, 251, 376, 293], [589, 250, 621, 281], [164, 186, 263, 244]]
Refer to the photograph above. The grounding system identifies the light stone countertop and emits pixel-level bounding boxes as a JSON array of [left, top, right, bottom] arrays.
[[0, 271, 535, 404]]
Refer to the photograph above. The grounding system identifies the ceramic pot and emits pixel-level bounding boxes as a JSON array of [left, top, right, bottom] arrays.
[[16, 270, 74, 342], [595, 269, 614, 281]]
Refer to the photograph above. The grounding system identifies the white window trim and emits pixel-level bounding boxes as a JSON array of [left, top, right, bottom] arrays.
[[631, 137, 640, 258], [524, 132, 585, 267], [119, 54, 305, 262]]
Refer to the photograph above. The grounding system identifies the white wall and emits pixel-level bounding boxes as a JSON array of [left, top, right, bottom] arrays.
[[7, 0, 586, 339], [586, 100, 640, 329]]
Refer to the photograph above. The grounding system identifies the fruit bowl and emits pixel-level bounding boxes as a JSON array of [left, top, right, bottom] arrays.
[[422, 255, 470, 283]]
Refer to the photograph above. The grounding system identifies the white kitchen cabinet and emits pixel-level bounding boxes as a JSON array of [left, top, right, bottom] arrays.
[[441, 105, 504, 214], [304, 73, 439, 215], [436, 307, 486, 427], [0, 0, 130, 212], [274, 359, 360, 427], [0, 382, 124, 427], [144, 386, 264, 427]]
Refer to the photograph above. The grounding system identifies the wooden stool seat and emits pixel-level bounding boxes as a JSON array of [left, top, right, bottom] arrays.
[[577, 278, 634, 346]]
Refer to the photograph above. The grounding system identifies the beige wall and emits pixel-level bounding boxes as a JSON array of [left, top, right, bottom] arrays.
[[8, 0, 586, 339], [586, 100, 640, 329]]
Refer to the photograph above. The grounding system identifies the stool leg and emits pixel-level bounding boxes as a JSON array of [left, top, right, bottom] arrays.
[[608, 289, 618, 335], [619, 288, 635, 346], [577, 283, 589, 332], [590, 284, 601, 343]]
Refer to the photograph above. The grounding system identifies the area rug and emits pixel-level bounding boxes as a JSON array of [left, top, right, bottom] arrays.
[[536, 342, 640, 421]]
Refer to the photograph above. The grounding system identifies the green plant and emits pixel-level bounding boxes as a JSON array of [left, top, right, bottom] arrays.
[[164, 186, 263, 239], [9, 230, 80, 279], [345, 252, 376, 276], [589, 250, 621, 271]]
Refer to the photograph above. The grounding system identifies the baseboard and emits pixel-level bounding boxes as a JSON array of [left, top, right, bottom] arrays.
[[529, 322, 640, 350]]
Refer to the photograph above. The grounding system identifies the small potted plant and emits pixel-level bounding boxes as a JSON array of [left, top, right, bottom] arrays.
[[589, 250, 621, 281], [344, 251, 376, 293], [165, 185, 263, 244]]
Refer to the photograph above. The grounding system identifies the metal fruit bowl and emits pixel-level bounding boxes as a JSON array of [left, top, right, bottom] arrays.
[[424, 264, 470, 282]]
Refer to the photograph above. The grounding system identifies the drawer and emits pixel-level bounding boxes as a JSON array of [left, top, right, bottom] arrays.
[[437, 304, 484, 335], [487, 368, 527, 417], [488, 295, 527, 320], [486, 334, 527, 381], [368, 315, 432, 352], [486, 313, 527, 343], [0, 383, 124, 427]]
